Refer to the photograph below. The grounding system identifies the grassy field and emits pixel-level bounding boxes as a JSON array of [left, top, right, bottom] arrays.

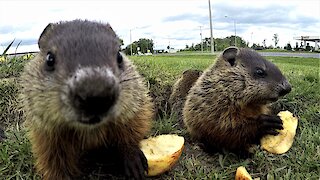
[[0, 54, 319, 179]]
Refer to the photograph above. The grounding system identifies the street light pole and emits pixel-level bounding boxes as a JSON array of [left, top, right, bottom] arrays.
[[199, 26, 203, 53], [234, 19, 237, 47], [225, 16, 237, 47], [208, 0, 214, 53]]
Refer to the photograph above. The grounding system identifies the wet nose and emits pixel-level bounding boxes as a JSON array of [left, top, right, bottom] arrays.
[[74, 89, 118, 117], [279, 80, 292, 96], [70, 67, 119, 123]]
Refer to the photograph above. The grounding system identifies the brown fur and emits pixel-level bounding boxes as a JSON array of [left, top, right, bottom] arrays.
[[183, 47, 291, 154], [169, 69, 202, 121], [21, 20, 153, 179]]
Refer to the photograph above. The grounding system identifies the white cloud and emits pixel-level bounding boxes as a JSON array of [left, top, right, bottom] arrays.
[[0, 0, 319, 53]]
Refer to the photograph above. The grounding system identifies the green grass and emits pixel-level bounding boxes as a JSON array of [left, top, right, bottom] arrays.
[[131, 55, 213, 85], [0, 54, 319, 179]]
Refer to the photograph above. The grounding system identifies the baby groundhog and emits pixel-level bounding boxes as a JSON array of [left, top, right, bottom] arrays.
[[21, 20, 153, 179], [183, 47, 291, 155]]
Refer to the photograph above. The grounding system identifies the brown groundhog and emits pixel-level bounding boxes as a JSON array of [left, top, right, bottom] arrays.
[[169, 69, 202, 122], [21, 20, 153, 180], [183, 47, 291, 156]]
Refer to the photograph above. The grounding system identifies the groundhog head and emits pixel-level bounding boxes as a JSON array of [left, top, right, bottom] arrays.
[[216, 47, 291, 106], [32, 20, 127, 126]]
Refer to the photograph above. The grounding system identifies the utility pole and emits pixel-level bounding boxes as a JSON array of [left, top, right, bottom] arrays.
[[130, 29, 133, 55], [225, 15, 237, 47], [199, 26, 203, 53], [208, 0, 214, 53], [234, 19, 237, 47]]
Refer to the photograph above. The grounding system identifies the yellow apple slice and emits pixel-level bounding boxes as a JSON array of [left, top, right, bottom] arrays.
[[140, 134, 184, 176], [235, 166, 253, 180], [261, 110, 298, 154]]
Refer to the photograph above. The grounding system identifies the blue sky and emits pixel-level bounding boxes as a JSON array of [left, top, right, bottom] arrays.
[[0, 0, 319, 53]]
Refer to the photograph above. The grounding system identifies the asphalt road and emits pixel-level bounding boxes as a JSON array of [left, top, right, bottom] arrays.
[[258, 52, 320, 58], [154, 51, 320, 58]]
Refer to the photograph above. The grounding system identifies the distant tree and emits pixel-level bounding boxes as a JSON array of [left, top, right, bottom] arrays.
[[124, 38, 154, 55], [190, 43, 195, 51], [262, 39, 267, 48], [294, 42, 299, 51], [137, 38, 153, 53], [268, 45, 274, 49], [251, 43, 258, 49], [118, 38, 124, 50], [124, 43, 137, 55], [194, 44, 201, 51], [167, 45, 170, 50], [272, 34, 279, 48], [285, 43, 292, 51], [251, 43, 264, 50], [118, 38, 124, 46], [182, 36, 248, 52], [203, 37, 211, 51], [306, 43, 311, 51], [185, 44, 189, 49]]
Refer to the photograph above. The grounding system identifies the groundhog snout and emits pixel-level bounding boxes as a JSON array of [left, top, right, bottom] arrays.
[[69, 67, 119, 123], [278, 80, 292, 97]]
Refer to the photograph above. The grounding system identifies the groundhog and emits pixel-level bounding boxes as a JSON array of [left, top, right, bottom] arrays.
[[169, 69, 202, 122], [183, 47, 292, 155], [21, 20, 153, 180]]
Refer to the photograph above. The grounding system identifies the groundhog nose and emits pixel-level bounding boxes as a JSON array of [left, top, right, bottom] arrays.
[[70, 67, 120, 123], [75, 92, 118, 117], [279, 81, 292, 96]]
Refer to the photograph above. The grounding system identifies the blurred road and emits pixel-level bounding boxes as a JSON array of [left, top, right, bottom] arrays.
[[258, 52, 319, 58]]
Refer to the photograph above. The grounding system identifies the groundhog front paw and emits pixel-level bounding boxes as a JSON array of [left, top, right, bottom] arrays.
[[122, 145, 148, 180], [258, 114, 283, 136]]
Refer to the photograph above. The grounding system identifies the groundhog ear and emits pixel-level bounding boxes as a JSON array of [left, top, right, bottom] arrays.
[[222, 46, 239, 66], [38, 23, 54, 49]]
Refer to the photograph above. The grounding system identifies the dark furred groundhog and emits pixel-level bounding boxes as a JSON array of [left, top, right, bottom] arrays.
[[169, 69, 202, 123], [183, 47, 292, 156], [21, 20, 153, 180]]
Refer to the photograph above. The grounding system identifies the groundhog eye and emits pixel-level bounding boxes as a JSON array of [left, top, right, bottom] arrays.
[[45, 52, 55, 71], [254, 68, 267, 78], [117, 52, 123, 68]]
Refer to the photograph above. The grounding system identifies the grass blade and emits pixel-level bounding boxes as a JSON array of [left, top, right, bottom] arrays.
[[1, 39, 15, 56]]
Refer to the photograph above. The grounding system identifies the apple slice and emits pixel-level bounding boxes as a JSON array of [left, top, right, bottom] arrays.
[[261, 110, 298, 154], [235, 166, 253, 180], [140, 134, 184, 176]]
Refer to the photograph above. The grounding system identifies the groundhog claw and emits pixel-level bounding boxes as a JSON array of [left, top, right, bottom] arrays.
[[265, 129, 280, 136], [123, 146, 147, 180], [258, 114, 283, 136]]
